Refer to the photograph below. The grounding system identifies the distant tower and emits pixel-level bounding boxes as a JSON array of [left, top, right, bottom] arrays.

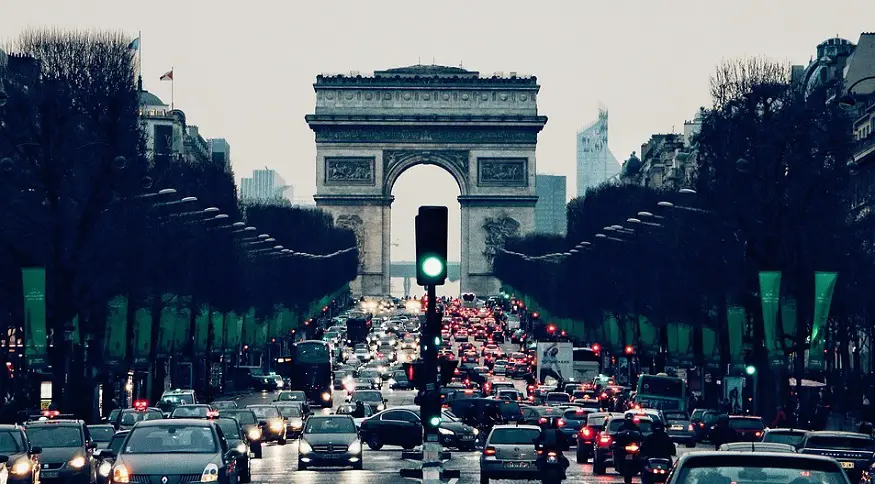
[[576, 106, 621, 196]]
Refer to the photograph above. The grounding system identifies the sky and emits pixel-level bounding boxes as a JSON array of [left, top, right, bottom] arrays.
[[4, 0, 875, 261]]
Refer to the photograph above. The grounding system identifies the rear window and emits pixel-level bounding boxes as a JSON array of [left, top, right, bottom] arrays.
[[762, 431, 806, 447], [222, 411, 257, 425], [675, 456, 847, 484], [498, 401, 521, 417], [608, 419, 652, 433], [564, 409, 589, 419], [664, 412, 689, 421], [729, 419, 765, 430], [489, 428, 540, 445], [248, 406, 280, 418], [588, 415, 608, 427], [546, 393, 571, 402], [806, 436, 875, 451]]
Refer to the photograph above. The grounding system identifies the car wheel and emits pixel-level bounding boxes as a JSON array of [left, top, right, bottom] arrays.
[[592, 456, 606, 475], [278, 438, 287, 445], [576, 447, 586, 463], [367, 435, 383, 450], [253, 443, 263, 459], [686, 441, 696, 448], [353, 460, 363, 470], [458, 443, 475, 452], [480, 475, 489, 484], [298, 460, 307, 471], [240, 464, 252, 483]]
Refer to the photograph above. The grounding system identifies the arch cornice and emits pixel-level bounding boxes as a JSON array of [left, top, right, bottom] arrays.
[[382, 150, 469, 196]]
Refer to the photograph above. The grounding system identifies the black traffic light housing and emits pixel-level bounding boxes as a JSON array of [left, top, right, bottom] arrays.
[[438, 358, 459, 386], [415, 206, 448, 286], [402, 360, 426, 390]]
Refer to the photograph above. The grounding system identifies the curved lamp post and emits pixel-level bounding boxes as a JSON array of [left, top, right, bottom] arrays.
[[838, 75, 875, 110]]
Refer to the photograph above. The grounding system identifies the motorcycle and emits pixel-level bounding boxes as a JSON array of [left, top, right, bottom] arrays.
[[641, 457, 672, 484], [540, 451, 565, 484], [612, 430, 643, 484]]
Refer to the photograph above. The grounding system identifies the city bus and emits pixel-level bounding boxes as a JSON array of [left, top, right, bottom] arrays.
[[634, 373, 687, 412], [572, 347, 601, 383], [287, 340, 333, 408]]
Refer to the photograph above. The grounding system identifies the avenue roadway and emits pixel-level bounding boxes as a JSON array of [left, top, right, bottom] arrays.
[[233, 341, 701, 484]]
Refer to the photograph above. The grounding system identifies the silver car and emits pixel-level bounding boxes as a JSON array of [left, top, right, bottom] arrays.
[[663, 411, 696, 447], [480, 425, 541, 482]]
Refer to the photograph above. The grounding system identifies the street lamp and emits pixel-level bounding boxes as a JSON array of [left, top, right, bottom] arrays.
[[257, 234, 270, 239], [158, 188, 177, 196], [627, 218, 642, 224], [232, 222, 245, 228], [679, 188, 696, 195], [581, 241, 592, 246], [203, 207, 220, 213], [180, 197, 197, 203], [595, 233, 607, 239], [838, 75, 875, 110], [657, 201, 674, 208]]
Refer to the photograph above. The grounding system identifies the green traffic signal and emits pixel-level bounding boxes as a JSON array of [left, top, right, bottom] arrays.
[[428, 416, 442, 427], [745, 365, 756, 375], [421, 256, 444, 278], [433, 335, 442, 346]]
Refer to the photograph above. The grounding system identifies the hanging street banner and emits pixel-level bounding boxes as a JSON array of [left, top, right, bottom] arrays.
[[726, 305, 746, 368], [173, 298, 192, 352], [194, 305, 209, 354], [603, 312, 620, 352], [105, 295, 128, 365], [638, 315, 659, 355], [132, 308, 152, 367], [21, 268, 47, 368], [759, 271, 784, 365], [666, 323, 693, 366], [702, 326, 721, 367], [808, 272, 838, 371], [157, 294, 177, 357], [211, 310, 224, 354], [781, 296, 798, 353]]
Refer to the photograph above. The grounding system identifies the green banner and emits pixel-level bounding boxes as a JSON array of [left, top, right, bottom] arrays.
[[132, 308, 152, 366], [702, 326, 721, 365], [194, 305, 209, 354], [666, 323, 693, 365], [224, 313, 241, 353], [638, 316, 659, 354], [211, 310, 224, 354], [808, 272, 838, 371], [257, 315, 269, 348], [282, 309, 297, 335], [22, 268, 47, 368], [173, 298, 191, 352], [603, 313, 621, 352], [158, 301, 175, 357], [623, 316, 637, 347], [726, 305, 746, 367], [105, 295, 128, 365], [781, 297, 797, 348], [242, 308, 256, 347], [759, 271, 783, 364]]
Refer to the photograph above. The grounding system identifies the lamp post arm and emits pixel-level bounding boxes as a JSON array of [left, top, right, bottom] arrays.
[[847, 75, 875, 94]]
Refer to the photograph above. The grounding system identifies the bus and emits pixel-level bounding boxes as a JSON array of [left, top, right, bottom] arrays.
[[288, 340, 333, 408], [572, 347, 601, 383], [346, 312, 371, 346], [635, 373, 687, 412]]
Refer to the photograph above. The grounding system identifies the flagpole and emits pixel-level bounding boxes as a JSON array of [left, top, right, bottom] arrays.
[[171, 66, 174, 110], [138, 30, 142, 81]]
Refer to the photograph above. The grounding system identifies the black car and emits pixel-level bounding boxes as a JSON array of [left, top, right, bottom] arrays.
[[359, 406, 477, 451], [169, 404, 215, 419], [575, 412, 621, 463], [94, 430, 128, 484], [219, 410, 263, 458], [85, 425, 115, 450], [112, 407, 163, 431], [799, 431, 875, 482], [0, 424, 41, 484], [389, 370, 414, 390], [349, 390, 387, 413], [274, 404, 305, 439], [24, 419, 96, 484], [102, 419, 242, 484], [212, 417, 252, 482], [246, 405, 287, 445], [592, 415, 653, 475], [448, 398, 524, 424], [690, 408, 720, 441], [297, 415, 362, 470]]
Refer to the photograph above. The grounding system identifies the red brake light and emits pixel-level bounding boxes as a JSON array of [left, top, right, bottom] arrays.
[[581, 427, 593, 438], [133, 399, 148, 411], [557, 420, 566, 427], [699, 422, 705, 428], [625, 443, 640, 452], [207, 410, 220, 418], [483, 447, 497, 456], [755, 431, 762, 437], [600, 393, 608, 399], [598, 433, 612, 445], [538, 417, 548, 424]]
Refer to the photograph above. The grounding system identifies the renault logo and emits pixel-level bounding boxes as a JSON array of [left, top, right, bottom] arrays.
[[161, 477, 168, 484]]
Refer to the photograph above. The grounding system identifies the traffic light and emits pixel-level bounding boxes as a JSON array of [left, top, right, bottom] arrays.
[[403, 360, 425, 389], [438, 358, 459, 386], [591, 343, 601, 354], [625, 345, 635, 355], [745, 365, 757, 375], [422, 390, 442, 428], [415, 206, 448, 286]]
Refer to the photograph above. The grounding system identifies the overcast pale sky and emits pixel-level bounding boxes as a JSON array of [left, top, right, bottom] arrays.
[[4, 1, 874, 261]]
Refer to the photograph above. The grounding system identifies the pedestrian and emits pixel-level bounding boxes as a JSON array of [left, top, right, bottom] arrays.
[[771, 405, 788, 428]]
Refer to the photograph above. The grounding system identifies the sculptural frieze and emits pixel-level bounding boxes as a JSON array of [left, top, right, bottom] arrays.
[[482, 214, 520, 266], [477, 158, 527, 186], [383, 150, 469, 180], [335, 214, 365, 269], [325, 157, 375, 185]]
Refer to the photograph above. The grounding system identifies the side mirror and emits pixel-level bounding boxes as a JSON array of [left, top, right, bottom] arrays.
[[87, 441, 98, 450], [99, 449, 115, 460], [226, 449, 242, 461], [258, 420, 268, 427], [0, 455, 8, 464], [30, 447, 42, 455]]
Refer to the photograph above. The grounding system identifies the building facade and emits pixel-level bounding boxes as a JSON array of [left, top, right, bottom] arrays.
[[138, 89, 212, 166], [209, 138, 232, 171], [577, 108, 621, 196], [535, 174, 567, 235], [618, 110, 702, 189], [240, 169, 291, 203]]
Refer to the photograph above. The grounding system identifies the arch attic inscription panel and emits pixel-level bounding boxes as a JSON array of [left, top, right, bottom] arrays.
[[306, 65, 547, 296]]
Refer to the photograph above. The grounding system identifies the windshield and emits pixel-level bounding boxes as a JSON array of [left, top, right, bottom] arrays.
[[108, 434, 127, 454], [88, 427, 116, 442], [637, 376, 684, 398], [214, 419, 242, 439], [676, 461, 846, 484], [304, 417, 356, 434], [276, 406, 303, 418], [121, 410, 163, 425], [277, 392, 306, 401], [729, 419, 764, 430], [248, 407, 280, 418], [489, 428, 540, 445], [124, 425, 217, 454], [295, 342, 330, 363], [27, 426, 83, 448], [161, 394, 194, 405], [0, 431, 23, 453], [608, 419, 652, 433], [171, 406, 209, 418], [359, 370, 380, 379], [353, 391, 382, 402], [806, 436, 875, 451], [222, 411, 257, 425], [664, 412, 689, 421], [762, 432, 805, 447]]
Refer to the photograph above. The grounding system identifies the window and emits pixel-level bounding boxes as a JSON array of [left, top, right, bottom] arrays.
[[89, 426, 116, 442], [26, 426, 83, 448], [248, 407, 280, 419], [488, 428, 540, 445], [276, 406, 302, 418], [222, 411, 257, 425], [214, 419, 242, 439], [304, 417, 356, 434], [806, 436, 875, 451], [295, 343, 330, 363], [125, 425, 217, 454], [0, 431, 23, 453]]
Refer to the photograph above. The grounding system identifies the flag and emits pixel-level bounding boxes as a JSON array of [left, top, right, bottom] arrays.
[[127, 36, 140, 51], [160, 70, 173, 81]]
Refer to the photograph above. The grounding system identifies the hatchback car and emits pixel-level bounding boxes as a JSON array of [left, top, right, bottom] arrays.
[[592, 415, 653, 474], [245, 405, 287, 445], [663, 411, 696, 447], [104, 419, 242, 484], [0, 424, 41, 484], [94, 430, 127, 484], [297, 415, 362, 470], [480, 425, 541, 483], [86, 425, 115, 450], [211, 417, 251, 482], [666, 452, 850, 484], [218, 410, 263, 458], [557, 407, 593, 442], [274, 404, 305, 439], [728, 416, 765, 441]]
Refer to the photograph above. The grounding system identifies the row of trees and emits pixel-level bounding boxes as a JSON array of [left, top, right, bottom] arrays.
[[495, 59, 872, 416], [0, 29, 358, 415]]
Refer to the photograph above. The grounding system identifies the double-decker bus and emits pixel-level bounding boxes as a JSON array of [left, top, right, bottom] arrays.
[[288, 340, 333, 408], [635, 373, 687, 412], [572, 347, 601, 383]]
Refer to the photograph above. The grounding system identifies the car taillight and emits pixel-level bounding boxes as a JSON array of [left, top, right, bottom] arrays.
[[688, 424, 694, 431], [557, 420, 566, 427], [580, 427, 593, 438], [625, 443, 640, 452], [538, 417, 548, 424], [699, 422, 705, 428], [483, 447, 496, 456], [755, 431, 762, 437], [598, 433, 612, 445]]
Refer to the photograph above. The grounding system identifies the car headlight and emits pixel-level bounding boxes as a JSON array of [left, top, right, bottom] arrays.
[[439, 427, 454, 436], [348, 440, 362, 454], [113, 465, 131, 484], [270, 419, 284, 432], [299, 440, 312, 454], [290, 418, 303, 429], [321, 392, 331, 402], [377, 404, 385, 411], [200, 463, 219, 482], [248, 428, 262, 440], [10, 460, 31, 475], [68, 456, 87, 469], [98, 460, 112, 477], [236, 442, 247, 454], [472, 428, 480, 435]]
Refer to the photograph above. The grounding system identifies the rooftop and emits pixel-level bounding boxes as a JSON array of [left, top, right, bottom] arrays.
[[315, 64, 537, 87]]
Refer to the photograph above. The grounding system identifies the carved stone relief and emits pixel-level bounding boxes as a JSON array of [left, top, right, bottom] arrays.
[[383, 150, 469, 183], [335, 214, 365, 270], [477, 158, 528, 186], [482, 214, 520, 267], [325, 157, 375, 185]]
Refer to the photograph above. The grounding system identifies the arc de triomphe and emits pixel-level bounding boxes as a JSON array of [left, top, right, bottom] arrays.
[[306, 65, 547, 296]]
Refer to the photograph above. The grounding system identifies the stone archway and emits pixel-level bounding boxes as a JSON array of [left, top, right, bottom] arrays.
[[307, 65, 547, 296]]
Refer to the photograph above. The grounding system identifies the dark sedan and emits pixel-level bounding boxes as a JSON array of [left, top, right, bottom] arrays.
[[94, 430, 127, 484], [557, 407, 593, 442], [0, 424, 41, 484], [169, 404, 215, 419], [297, 415, 362, 470], [102, 419, 242, 484], [349, 390, 387, 413], [245, 405, 287, 445], [359, 406, 477, 451], [85, 425, 115, 450], [799, 431, 875, 483], [728, 416, 765, 441], [218, 410, 263, 458], [24, 420, 95, 484], [213, 417, 252, 482]]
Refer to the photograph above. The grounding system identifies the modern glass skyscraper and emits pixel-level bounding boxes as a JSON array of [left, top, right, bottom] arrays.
[[576, 108, 621, 196], [535, 175, 567, 235], [240, 169, 291, 202]]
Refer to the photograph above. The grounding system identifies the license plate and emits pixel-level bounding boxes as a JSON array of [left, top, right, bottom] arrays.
[[671, 425, 684, 430], [503, 461, 530, 469], [461, 435, 474, 440], [841, 462, 855, 469], [626, 454, 635, 460], [41, 471, 59, 479]]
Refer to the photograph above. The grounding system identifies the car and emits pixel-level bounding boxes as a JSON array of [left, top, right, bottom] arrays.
[[690, 408, 720, 441], [102, 419, 242, 484], [448, 398, 524, 424], [760, 427, 807, 448], [333, 370, 353, 390], [275, 391, 311, 414], [24, 419, 95, 484], [210, 400, 238, 410], [274, 403, 306, 439], [624, 408, 665, 425], [388, 370, 414, 390], [217, 409, 263, 458], [727, 416, 765, 441], [94, 430, 127, 484], [157, 389, 197, 416], [495, 389, 523, 402], [169, 404, 215, 419], [357, 369, 384, 389], [718, 442, 796, 452], [591, 415, 653, 475], [112, 406, 164, 431], [666, 451, 851, 484], [799, 430, 875, 482], [86, 425, 115, 450], [0, 424, 41, 484], [349, 390, 387, 413], [479, 424, 541, 483], [245, 405, 287, 445], [354, 348, 371, 362], [544, 392, 572, 406], [334, 403, 375, 429], [557, 407, 593, 442], [212, 417, 252, 482], [297, 415, 362, 470], [663, 411, 696, 447], [359, 406, 477, 451], [575, 412, 622, 464]]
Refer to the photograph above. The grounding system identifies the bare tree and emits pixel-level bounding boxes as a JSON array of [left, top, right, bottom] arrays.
[[709, 57, 790, 110]]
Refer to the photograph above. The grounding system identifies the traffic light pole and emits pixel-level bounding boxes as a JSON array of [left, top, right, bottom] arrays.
[[421, 284, 441, 483]]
